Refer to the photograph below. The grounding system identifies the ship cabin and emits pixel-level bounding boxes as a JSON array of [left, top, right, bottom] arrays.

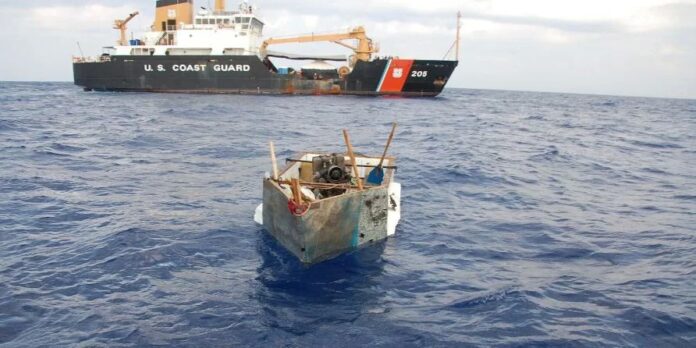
[[109, 0, 265, 57]]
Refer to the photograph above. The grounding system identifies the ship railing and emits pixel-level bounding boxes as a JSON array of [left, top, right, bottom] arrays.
[[212, 10, 240, 16], [72, 55, 111, 64]]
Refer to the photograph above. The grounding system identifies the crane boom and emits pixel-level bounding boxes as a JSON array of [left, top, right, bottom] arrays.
[[114, 11, 140, 46], [260, 26, 378, 67]]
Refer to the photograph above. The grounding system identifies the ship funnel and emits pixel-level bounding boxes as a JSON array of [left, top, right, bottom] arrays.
[[215, 0, 226, 12], [153, 0, 193, 30]]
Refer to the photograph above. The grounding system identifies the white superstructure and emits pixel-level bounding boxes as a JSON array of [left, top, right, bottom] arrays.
[[111, 1, 264, 57]]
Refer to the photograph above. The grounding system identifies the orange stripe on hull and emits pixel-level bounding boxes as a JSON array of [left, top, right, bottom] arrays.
[[379, 59, 414, 92]]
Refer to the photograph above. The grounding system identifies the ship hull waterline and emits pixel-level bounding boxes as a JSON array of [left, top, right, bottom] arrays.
[[73, 55, 458, 97]]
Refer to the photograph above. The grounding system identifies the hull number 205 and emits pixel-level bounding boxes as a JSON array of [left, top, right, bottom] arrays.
[[411, 70, 428, 78]]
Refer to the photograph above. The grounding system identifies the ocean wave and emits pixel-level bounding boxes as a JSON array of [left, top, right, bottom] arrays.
[[0, 83, 694, 346]]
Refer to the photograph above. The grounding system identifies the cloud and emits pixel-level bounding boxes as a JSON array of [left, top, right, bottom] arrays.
[[260, 0, 695, 34], [649, 2, 696, 29], [460, 13, 622, 33], [29, 4, 148, 33]]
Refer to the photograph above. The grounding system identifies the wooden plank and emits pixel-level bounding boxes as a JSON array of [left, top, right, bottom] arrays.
[[291, 178, 302, 203], [269, 141, 279, 180], [342, 129, 364, 190]]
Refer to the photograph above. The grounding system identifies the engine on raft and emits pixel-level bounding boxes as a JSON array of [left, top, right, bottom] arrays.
[[311, 154, 352, 199]]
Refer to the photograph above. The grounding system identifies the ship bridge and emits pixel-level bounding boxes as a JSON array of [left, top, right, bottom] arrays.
[[111, 0, 265, 57]]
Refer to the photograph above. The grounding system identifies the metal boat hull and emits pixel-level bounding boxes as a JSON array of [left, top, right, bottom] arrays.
[[73, 55, 458, 96], [261, 179, 397, 264]]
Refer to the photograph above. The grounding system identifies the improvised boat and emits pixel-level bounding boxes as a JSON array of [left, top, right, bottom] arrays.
[[73, 0, 461, 96], [254, 126, 401, 264]]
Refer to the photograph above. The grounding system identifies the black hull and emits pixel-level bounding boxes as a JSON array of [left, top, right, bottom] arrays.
[[73, 55, 457, 97]]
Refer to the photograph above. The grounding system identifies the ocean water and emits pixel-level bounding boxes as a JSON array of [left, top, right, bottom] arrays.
[[0, 81, 695, 347]]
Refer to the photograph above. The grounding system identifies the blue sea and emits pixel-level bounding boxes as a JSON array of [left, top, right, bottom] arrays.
[[0, 82, 695, 347]]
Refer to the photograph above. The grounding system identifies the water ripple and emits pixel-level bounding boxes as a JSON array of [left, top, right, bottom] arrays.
[[0, 82, 695, 346]]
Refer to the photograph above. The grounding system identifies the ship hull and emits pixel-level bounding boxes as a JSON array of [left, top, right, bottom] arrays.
[[73, 55, 457, 97]]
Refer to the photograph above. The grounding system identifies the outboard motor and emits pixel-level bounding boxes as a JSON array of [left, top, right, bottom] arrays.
[[312, 154, 351, 198]]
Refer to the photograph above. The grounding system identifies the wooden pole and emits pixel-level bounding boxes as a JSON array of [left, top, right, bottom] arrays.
[[342, 129, 364, 190], [269, 141, 279, 180], [285, 158, 397, 170], [277, 179, 363, 190], [291, 178, 302, 204], [377, 122, 397, 167]]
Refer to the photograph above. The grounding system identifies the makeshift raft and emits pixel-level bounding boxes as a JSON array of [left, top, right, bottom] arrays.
[[254, 127, 401, 264]]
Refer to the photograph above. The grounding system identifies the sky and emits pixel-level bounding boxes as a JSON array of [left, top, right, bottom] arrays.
[[0, 0, 694, 99]]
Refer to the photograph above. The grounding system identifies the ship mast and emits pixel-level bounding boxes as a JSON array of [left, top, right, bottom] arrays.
[[456, 11, 461, 61]]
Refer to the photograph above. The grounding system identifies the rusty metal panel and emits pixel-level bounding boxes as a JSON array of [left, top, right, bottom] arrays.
[[261, 155, 396, 264], [262, 179, 305, 260], [356, 187, 389, 247], [263, 180, 392, 264], [300, 191, 363, 263]]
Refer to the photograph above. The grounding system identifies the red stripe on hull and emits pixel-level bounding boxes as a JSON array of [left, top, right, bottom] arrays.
[[379, 59, 414, 92]]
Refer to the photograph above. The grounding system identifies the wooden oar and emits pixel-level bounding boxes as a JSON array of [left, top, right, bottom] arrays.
[[342, 129, 363, 190], [284, 158, 397, 170], [275, 179, 363, 190], [366, 122, 397, 185]]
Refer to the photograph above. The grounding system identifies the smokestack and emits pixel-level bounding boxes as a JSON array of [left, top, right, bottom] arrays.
[[215, 0, 225, 12]]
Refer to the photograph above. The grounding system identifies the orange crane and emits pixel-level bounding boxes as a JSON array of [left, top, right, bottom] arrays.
[[260, 26, 379, 67], [114, 11, 140, 46]]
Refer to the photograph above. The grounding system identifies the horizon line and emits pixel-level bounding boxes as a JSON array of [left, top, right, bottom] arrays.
[[0, 80, 694, 101]]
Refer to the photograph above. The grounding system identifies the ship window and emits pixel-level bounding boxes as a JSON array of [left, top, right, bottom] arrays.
[[216, 19, 223, 24], [223, 19, 230, 24], [235, 17, 242, 23], [131, 47, 155, 56], [242, 17, 251, 23], [224, 48, 244, 55], [196, 19, 201, 24], [242, 24, 249, 30]]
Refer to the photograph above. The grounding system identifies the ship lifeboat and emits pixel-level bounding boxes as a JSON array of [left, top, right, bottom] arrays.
[[301, 60, 339, 80]]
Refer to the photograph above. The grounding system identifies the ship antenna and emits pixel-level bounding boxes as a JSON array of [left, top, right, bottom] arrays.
[[76, 41, 85, 58]]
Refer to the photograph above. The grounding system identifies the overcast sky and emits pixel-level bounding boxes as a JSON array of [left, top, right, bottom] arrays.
[[0, 0, 694, 99]]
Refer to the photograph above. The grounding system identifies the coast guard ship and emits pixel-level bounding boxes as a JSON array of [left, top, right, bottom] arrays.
[[73, 0, 460, 96]]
